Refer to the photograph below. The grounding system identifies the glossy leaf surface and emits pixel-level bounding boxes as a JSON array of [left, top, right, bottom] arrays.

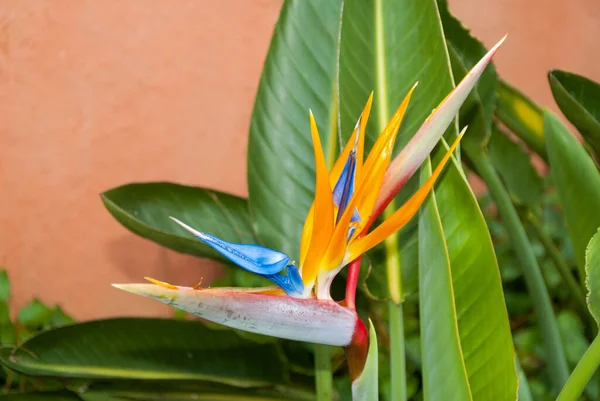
[[102, 183, 255, 262], [586, 229, 600, 325], [549, 70, 600, 156], [339, 1, 516, 399], [0, 318, 287, 387], [418, 159, 471, 401], [351, 322, 379, 401], [545, 110, 600, 283], [247, 0, 343, 259]]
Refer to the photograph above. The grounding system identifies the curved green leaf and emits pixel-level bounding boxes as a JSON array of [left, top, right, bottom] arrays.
[[555, 229, 600, 401], [338, 0, 454, 149], [339, 1, 516, 399], [0, 318, 287, 387], [351, 322, 379, 401], [434, 146, 517, 401], [549, 70, 600, 156], [496, 81, 546, 159], [338, 2, 462, 398], [586, 228, 600, 325], [418, 159, 471, 401], [101, 183, 255, 262], [545, 110, 600, 283], [247, 0, 343, 259]]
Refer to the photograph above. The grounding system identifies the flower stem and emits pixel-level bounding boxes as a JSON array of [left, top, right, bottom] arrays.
[[525, 211, 588, 316], [315, 344, 333, 401], [469, 151, 570, 392], [557, 335, 600, 401], [383, 204, 407, 401], [345, 257, 362, 310]]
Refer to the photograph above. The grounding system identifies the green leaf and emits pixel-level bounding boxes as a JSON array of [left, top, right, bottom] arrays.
[[555, 230, 600, 401], [247, 0, 343, 259], [338, 0, 454, 150], [545, 109, 600, 283], [488, 124, 544, 206], [17, 299, 53, 329], [418, 159, 471, 401], [339, 1, 516, 399], [586, 228, 600, 325], [101, 183, 255, 262], [434, 145, 517, 400], [0, 318, 288, 387], [549, 70, 600, 155], [351, 321, 378, 401], [496, 81, 546, 159]]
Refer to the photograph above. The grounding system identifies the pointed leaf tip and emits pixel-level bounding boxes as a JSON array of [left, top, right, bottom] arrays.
[[351, 320, 378, 400]]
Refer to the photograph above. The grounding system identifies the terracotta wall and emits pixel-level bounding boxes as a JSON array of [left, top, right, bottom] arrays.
[[1, 0, 599, 320]]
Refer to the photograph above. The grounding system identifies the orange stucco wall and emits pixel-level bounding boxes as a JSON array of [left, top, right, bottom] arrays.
[[2, 0, 599, 320]]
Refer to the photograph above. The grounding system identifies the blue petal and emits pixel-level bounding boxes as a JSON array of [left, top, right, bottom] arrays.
[[170, 217, 290, 275], [265, 264, 305, 297], [333, 150, 357, 222]]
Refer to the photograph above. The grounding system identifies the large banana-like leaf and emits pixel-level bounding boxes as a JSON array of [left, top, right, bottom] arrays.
[[338, 0, 516, 399], [101, 183, 255, 261], [545, 110, 600, 284], [247, 0, 343, 259], [433, 145, 517, 400], [548, 70, 600, 156], [418, 159, 471, 400], [0, 319, 288, 387]]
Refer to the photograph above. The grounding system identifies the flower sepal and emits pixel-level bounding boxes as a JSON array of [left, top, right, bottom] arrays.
[[113, 279, 360, 347]]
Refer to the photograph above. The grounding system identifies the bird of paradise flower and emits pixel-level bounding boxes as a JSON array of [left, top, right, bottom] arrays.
[[114, 37, 504, 385]]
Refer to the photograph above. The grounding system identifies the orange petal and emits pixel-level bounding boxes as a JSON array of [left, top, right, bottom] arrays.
[[347, 129, 464, 260], [374, 36, 506, 216], [354, 84, 417, 227], [300, 112, 335, 289], [300, 96, 373, 267]]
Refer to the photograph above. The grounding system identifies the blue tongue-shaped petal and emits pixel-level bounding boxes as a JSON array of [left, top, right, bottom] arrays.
[[170, 217, 290, 275], [265, 264, 305, 297]]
